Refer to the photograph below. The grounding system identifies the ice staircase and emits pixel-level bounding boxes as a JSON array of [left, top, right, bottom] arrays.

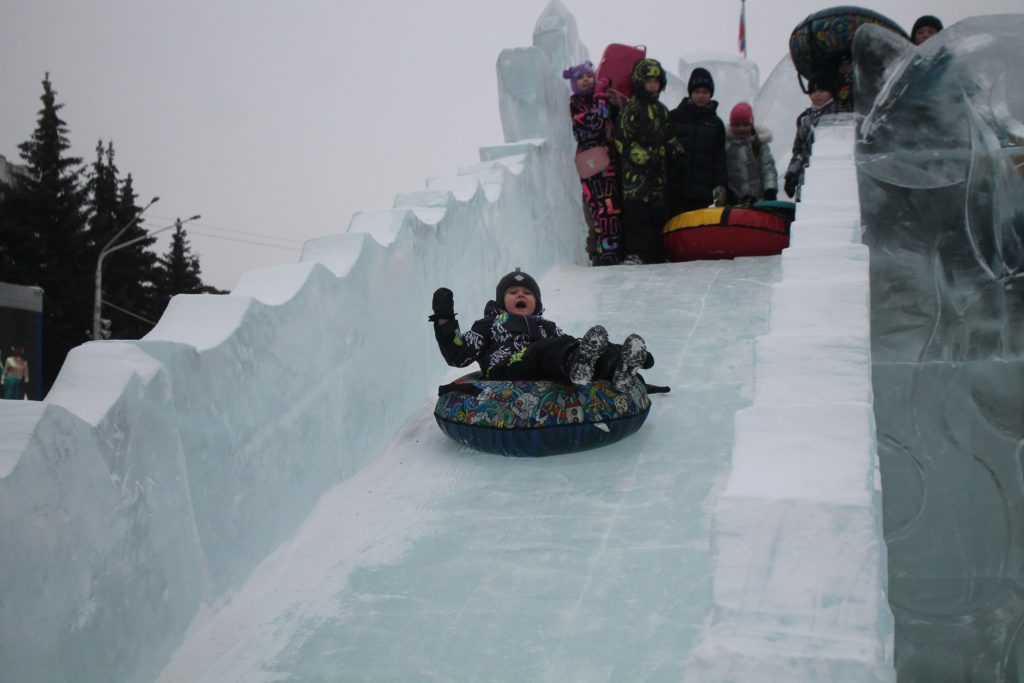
[[682, 118, 894, 683]]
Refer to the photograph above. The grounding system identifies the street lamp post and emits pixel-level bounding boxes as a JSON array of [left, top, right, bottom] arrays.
[[92, 210, 200, 340], [92, 196, 158, 340]]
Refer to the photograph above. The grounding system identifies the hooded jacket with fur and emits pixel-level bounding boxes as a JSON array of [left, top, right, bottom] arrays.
[[725, 126, 778, 201]]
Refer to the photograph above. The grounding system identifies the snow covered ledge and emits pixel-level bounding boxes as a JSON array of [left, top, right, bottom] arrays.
[[684, 119, 896, 682]]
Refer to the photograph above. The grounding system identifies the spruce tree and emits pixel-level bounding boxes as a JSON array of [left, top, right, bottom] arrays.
[[154, 222, 224, 314], [87, 144, 159, 339], [87, 140, 120, 251], [0, 73, 90, 392], [111, 174, 162, 336]]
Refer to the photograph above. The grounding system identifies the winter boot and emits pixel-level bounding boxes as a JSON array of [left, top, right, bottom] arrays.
[[613, 334, 647, 392], [570, 325, 609, 384]]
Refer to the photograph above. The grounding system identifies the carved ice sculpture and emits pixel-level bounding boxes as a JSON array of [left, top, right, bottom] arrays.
[[855, 17, 1024, 682]]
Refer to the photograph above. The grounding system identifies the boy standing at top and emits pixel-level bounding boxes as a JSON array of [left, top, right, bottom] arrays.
[[668, 67, 728, 214], [784, 71, 843, 201]]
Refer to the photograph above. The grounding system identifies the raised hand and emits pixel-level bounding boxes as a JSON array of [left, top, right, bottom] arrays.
[[429, 287, 455, 323]]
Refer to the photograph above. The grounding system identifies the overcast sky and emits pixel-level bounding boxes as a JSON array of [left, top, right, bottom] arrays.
[[2, 0, 1019, 289]]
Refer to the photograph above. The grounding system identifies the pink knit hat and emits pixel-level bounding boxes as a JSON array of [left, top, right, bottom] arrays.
[[730, 102, 754, 126]]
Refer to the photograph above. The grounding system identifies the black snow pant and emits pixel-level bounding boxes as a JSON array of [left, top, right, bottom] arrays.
[[489, 337, 637, 383], [622, 198, 667, 264], [488, 336, 578, 382]]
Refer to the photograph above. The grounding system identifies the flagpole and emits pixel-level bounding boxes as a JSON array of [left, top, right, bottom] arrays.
[[740, 0, 748, 59]]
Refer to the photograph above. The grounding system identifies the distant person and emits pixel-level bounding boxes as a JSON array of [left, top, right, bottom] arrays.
[[429, 269, 652, 391], [614, 58, 685, 264], [563, 60, 625, 266], [834, 52, 854, 113], [724, 102, 778, 204], [911, 15, 943, 45], [784, 71, 843, 201], [668, 67, 728, 214], [2, 346, 29, 400]]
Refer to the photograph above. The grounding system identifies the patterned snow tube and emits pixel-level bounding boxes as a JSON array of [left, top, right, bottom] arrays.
[[662, 206, 790, 262], [434, 373, 651, 457], [788, 6, 908, 90]]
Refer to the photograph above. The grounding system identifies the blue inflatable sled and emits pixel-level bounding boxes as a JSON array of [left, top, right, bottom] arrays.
[[434, 373, 651, 457]]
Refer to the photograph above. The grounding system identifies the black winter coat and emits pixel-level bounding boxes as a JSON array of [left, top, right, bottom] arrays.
[[668, 98, 728, 209], [434, 308, 566, 378]]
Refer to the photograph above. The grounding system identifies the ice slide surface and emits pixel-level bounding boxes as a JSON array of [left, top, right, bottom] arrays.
[[156, 259, 776, 682]]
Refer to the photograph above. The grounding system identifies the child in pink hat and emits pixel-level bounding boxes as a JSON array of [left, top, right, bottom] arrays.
[[724, 102, 778, 204]]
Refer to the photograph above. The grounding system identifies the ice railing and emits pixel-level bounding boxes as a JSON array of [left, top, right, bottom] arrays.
[[683, 118, 895, 683], [0, 13, 586, 683]]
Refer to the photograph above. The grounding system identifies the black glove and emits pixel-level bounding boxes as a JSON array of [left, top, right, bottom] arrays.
[[783, 173, 797, 199], [763, 188, 778, 201], [483, 299, 502, 317], [428, 287, 455, 323]]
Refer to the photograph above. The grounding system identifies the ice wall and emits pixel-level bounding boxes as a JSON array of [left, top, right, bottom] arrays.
[[753, 54, 808, 178], [683, 118, 894, 683], [0, 4, 586, 681], [855, 17, 1024, 682]]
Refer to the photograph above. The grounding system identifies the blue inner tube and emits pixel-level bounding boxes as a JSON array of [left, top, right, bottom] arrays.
[[434, 373, 651, 457]]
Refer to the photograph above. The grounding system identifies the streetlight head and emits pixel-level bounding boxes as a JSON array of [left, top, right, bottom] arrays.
[[188, 214, 201, 221]]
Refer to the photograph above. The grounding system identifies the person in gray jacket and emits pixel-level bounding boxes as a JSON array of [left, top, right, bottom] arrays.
[[724, 102, 778, 204]]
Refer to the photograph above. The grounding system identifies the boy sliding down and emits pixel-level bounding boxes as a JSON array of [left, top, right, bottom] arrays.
[[430, 268, 651, 392]]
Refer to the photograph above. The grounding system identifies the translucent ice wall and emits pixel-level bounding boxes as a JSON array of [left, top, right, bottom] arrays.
[[754, 54, 808, 178], [855, 18, 1024, 682]]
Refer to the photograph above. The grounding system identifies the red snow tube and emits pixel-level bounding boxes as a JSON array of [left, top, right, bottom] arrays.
[[662, 207, 790, 262], [596, 44, 646, 99]]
